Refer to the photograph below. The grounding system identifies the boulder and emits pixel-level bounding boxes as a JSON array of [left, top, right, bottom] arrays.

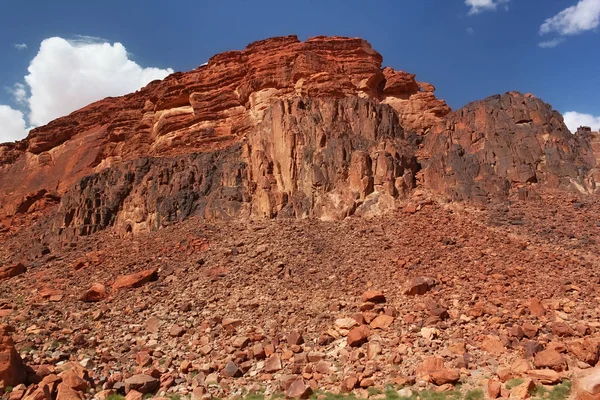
[[534, 349, 567, 371], [361, 290, 386, 303], [573, 367, 600, 400], [0, 263, 26, 281], [81, 283, 107, 302], [0, 325, 26, 387], [124, 374, 159, 394], [404, 276, 435, 295], [113, 269, 158, 290], [286, 378, 312, 399], [347, 326, 370, 347]]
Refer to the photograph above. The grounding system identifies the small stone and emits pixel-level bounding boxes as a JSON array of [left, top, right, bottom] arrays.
[[169, 325, 185, 337], [224, 361, 242, 378], [404, 276, 435, 296], [180, 360, 191, 374], [335, 318, 358, 331], [481, 337, 505, 356], [369, 314, 394, 330], [145, 317, 160, 333], [315, 360, 331, 374], [526, 369, 561, 384], [59, 369, 88, 392], [552, 322, 573, 337], [341, 376, 358, 393], [264, 355, 282, 373], [287, 331, 304, 346], [361, 290, 386, 303], [124, 375, 159, 394], [232, 336, 250, 348], [430, 369, 460, 386], [529, 298, 546, 317], [511, 378, 535, 399], [347, 326, 370, 347], [286, 378, 312, 399], [0, 263, 26, 281], [534, 349, 567, 371], [509, 326, 525, 339], [113, 269, 158, 290], [488, 379, 501, 399], [125, 390, 143, 400], [253, 343, 266, 359], [81, 283, 107, 302], [56, 383, 85, 400], [136, 351, 151, 367], [522, 323, 538, 339]]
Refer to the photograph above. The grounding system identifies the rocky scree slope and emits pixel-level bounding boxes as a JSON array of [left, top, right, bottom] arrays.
[[1, 35, 600, 400]]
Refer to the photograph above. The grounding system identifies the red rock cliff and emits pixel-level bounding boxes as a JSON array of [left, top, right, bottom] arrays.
[[0, 35, 449, 220]]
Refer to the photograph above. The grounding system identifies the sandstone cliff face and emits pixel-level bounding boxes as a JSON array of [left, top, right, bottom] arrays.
[[0, 35, 448, 219], [422, 92, 596, 202], [246, 97, 417, 220], [2, 36, 600, 241], [54, 97, 418, 238]]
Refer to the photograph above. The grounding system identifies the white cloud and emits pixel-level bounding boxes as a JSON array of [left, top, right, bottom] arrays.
[[563, 111, 600, 133], [540, 0, 600, 36], [467, 27, 475, 35], [10, 83, 27, 104], [23, 37, 173, 127], [14, 43, 27, 50], [465, 0, 509, 15], [1, 36, 174, 143], [0, 106, 28, 142], [538, 38, 565, 48]]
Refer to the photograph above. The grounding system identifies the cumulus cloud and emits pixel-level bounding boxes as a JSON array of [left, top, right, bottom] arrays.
[[540, 0, 600, 36], [0, 36, 173, 143], [14, 43, 27, 50], [538, 38, 565, 48], [465, 0, 509, 15], [563, 111, 600, 133], [10, 83, 27, 104], [0, 106, 28, 142], [24, 37, 173, 127]]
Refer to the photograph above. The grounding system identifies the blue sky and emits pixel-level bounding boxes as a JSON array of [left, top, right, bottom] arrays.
[[1, 0, 599, 142]]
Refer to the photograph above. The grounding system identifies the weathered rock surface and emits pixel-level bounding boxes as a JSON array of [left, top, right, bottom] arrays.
[[0, 263, 26, 281], [54, 97, 418, 237], [423, 92, 597, 202], [0, 35, 448, 221]]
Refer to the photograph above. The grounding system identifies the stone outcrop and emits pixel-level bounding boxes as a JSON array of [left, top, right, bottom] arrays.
[[245, 97, 418, 220], [0, 35, 448, 220], [54, 97, 418, 237], [422, 92, 597, 202]]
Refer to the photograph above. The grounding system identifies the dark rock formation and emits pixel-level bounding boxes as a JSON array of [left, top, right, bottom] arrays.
[[422, 92, 597, 202]]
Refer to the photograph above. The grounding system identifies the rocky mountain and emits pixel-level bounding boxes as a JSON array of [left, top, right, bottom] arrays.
[[1, 36, 598, 241], [1, 36, 600, 400], [0, 36, 448, 226]]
